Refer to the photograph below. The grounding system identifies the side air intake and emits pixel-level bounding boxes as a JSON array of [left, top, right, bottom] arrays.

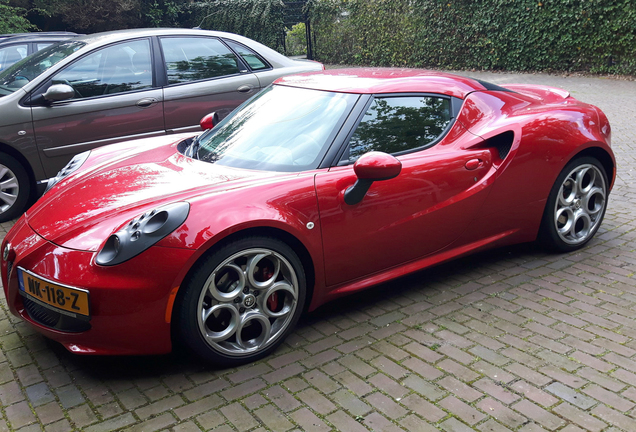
[[486, 131, 514, 160]]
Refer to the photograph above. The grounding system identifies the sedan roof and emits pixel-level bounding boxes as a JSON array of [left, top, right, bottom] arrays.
[[71, 28, 300, 69], [274, 68, 489, 99], [0, 32, 79, 45]]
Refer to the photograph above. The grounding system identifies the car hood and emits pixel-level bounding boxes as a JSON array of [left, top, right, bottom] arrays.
[[26, 137, 283, 252]]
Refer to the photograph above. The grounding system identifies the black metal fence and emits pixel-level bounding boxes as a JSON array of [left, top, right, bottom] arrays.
[[282, 0, 314, 59]]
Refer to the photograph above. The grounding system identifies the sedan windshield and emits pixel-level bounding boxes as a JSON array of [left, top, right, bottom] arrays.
[[0, 40, 85, 97], [194, 85, 357, 171]]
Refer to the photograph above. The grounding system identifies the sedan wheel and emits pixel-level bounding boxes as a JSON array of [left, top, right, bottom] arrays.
[[0, 153, 30, 223], [178, 237, 306, 365], [540, 156, 609, 252]]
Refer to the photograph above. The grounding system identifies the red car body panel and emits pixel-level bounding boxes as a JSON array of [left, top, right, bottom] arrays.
[[2, 217, 196, 354], [275, 67, 488, 98], [1, 68, 615, 356]]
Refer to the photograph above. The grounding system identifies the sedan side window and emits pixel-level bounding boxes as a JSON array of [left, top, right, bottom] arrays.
[[225, 40, 269, 71], [0, 44, 28, 71], [341, 96, 452, 163], [36, 43, 54, 51], [52, 39, 152, 99], [160, 37, 241, 84]]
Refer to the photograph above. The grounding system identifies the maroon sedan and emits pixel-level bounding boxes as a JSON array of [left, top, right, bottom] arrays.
[[1, 68, 615, 366]]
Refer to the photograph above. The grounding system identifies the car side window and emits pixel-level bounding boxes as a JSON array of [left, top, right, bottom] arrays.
[[341, 96, 452, 163], [0, 44, 28, 71], [36, 43, 54, 51], [160, 37, 241, 84], [51, 39, 152, 99], [225, 40, 269, 71]]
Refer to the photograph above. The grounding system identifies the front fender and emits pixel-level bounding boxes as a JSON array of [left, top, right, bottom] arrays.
[[157, 173, 326, 307]]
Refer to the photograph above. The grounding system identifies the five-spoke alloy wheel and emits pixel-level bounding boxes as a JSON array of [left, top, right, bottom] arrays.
[[178, 237, 306, 365], [541, 156, 609, 252]]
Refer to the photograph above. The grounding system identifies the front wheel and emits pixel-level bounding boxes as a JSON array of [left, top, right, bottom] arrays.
[[0, 153, 31, 223], [177, 236, 306, 366], [539, 156, 609, 252]]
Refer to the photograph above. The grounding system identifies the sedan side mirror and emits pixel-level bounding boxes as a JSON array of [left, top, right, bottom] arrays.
[[200, 112, 219, 130], [43, 84, 75, 102], [344, 151, 402, 205]]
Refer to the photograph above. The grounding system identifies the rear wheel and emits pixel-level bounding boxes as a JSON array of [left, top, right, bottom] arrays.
[[539, 156, 608, 252], [177, 236, 306, 366], [0, 153, 30, 223]]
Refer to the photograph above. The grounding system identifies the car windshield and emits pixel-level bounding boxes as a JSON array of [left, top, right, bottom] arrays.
[[0, 40, 85, 97], [193, 85, 357, 172]]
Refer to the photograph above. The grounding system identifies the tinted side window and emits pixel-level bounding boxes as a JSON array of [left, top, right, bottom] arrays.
[[342, 96, 452, 163], [160, 37, 240, 84], [36, 43, 54, 51], [0, 44, 28, 71], [52, 39, 152, 98], [225, 40, 269, 71]]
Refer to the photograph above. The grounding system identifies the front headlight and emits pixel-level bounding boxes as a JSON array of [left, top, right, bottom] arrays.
[[96, 202, 190, 266], [2, 241, 11, 262], [45, 150, 91, 193]]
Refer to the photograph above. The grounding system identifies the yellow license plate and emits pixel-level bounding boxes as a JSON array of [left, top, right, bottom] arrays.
[[18, 268, 90, 319]]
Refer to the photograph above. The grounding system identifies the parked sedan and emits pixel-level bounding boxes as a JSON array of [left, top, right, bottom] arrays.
[[0, 28, 323, 221], [1, 68, 614, 366]]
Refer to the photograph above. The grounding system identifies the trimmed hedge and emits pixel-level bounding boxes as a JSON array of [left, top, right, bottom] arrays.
[[187, 0, 287, 52], [309, 0, 636, 74]]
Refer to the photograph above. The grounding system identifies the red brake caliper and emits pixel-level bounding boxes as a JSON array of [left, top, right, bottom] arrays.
[[260, 264, 278, 311], [267, 292, 279, 312]]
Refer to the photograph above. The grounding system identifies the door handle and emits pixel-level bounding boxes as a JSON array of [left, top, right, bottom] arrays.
[[465, 158, 483, 170], [237, 85, 253, 93], [136, 98, 158, 108]]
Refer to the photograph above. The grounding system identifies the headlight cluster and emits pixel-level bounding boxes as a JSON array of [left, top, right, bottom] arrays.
[[2, 242, 10, 262], [45, 150, 91, 193], [96, 202, 190, 266]]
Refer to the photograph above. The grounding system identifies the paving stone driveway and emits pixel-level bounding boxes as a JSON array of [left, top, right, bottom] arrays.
[[1, 71, 635, 432]]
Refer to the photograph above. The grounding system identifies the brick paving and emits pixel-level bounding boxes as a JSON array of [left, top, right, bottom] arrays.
[[1, 71, 635, 431]]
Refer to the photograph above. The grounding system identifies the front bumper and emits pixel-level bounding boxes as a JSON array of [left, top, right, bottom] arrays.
[[1, 217, 196, 355]]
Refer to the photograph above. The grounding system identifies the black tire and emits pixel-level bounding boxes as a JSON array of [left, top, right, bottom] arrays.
[[0, 153, 31, 223], [539, 156, 609, 253], [176, 236, 306, 366]]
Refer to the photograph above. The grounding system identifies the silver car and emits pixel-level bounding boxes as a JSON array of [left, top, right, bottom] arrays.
[[0, 28, 323, 221]]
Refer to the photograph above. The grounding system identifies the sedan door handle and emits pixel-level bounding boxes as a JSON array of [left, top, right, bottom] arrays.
[[465, 158, 484, 170], [136, 98, 158, 108], [237, 85, 254, 93]]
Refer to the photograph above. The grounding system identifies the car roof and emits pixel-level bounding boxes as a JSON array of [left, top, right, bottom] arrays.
[[69, 28, 297, 68], [0, 32, 80, 45], [274, 68, 489, 99], [74, 28, 259, 46]]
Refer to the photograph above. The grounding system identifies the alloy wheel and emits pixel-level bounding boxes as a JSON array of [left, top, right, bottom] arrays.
[[0, 164, 19, 214], [196, 248, 299, 357], [554, 163, 606, 245]]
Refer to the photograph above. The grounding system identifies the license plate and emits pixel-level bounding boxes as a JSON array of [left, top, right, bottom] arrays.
[[17, 268, 90, 319]]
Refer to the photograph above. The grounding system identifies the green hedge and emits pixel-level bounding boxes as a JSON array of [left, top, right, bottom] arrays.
[[187, 0, 286, 52], [309, 0, 636, 74]]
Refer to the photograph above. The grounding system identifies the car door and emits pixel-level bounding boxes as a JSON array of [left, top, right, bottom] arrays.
[[159, 36, 260, 134], [30, 38, 164, 177], [315, 95, 495, 287]]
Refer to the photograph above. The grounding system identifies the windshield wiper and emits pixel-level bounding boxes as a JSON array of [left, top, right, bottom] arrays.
[[188, 136, 201, 159]]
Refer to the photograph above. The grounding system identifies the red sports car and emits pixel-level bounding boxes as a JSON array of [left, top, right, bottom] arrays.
[[0, 68, 615, 365]]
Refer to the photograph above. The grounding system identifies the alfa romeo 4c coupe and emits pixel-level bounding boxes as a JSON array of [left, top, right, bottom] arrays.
[[1, 68, 615, 366]]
